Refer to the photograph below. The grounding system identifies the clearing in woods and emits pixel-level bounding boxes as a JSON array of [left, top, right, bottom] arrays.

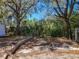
[[0, 36, 79, 59]]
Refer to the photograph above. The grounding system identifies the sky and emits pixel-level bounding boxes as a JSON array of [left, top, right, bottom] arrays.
[[27, 0, 54, 20], [27, 0, 79, 20]]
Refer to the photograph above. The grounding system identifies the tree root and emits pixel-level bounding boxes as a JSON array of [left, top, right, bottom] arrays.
[[4, 36, 33, 59]]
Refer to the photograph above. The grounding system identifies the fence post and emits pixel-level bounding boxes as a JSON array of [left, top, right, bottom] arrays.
[[75, 28, 79, 41]]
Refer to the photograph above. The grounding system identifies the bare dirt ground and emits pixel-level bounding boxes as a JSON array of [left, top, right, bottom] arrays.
[[0, 36, 79, 59]]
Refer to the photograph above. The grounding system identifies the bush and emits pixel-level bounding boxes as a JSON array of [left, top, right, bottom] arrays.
[[51, 28, 63, 37], [20, 19, 64, 37], [20, 26, 32, 36]]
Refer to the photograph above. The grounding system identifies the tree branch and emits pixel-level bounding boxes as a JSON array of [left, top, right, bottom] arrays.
[[53, 7, 62, 17], [55, 0, 64, 15], [68, 0, 76, 17]]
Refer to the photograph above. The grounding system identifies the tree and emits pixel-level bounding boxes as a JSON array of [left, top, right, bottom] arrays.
[[0, 0, 5, 19], [52, 0, 77, 39], [5, 0, 37, 35], [0, 0, 8, 33]]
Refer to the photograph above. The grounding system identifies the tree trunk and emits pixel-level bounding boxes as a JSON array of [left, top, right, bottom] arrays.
[[15, 20, 21, 35], [65, 18, 73, 39]]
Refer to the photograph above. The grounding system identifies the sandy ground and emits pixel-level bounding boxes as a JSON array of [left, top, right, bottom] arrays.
[[0, 36, 79, 59], [0, 45, 79, 59]]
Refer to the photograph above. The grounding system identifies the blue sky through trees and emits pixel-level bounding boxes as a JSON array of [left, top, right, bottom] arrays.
[[27, 0, 79, 20], [27, 0, 54, 20]]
